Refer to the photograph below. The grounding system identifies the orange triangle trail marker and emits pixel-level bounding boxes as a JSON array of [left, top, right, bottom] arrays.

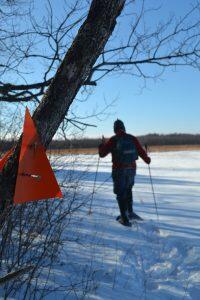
[[13, 108, 63, 204]]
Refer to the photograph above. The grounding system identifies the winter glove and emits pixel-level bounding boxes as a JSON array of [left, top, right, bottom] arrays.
[[146, 156, 151, 164]]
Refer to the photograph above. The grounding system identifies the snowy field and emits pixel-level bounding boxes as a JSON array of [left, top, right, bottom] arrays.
[[1, 151, 198, 299], [47, 150, 200, 300]]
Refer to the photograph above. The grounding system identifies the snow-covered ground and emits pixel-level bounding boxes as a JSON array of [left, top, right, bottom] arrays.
[[48, 150, 200, 300]]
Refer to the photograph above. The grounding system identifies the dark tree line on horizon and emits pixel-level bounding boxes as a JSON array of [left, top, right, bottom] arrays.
[[1, 134, 200, 152]]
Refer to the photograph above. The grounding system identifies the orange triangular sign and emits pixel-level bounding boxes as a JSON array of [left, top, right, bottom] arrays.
[[0, 148, 13, 172], [14, 108, 63, 204]]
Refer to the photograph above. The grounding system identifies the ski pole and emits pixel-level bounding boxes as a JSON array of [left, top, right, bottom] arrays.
[[88, 154, 100, 215], [145, 144, 159, 222]]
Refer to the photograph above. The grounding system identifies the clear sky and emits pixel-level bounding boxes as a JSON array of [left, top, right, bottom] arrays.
[[81, 65, 200, 138], [73, 0, 200, 138]]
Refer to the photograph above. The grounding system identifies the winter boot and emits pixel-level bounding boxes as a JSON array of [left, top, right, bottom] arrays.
[[116, 215, 132, 227], [128, 211, 143, 221]]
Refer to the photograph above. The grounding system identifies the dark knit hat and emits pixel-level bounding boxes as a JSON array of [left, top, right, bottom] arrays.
[[113, 119, 126, 133]]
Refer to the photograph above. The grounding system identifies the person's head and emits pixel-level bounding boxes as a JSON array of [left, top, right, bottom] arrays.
[[113, 119, 126, 134]]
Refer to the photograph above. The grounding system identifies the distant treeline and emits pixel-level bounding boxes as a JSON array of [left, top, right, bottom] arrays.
[[138, 133, 200, 146], [1, 134, 200, 152]]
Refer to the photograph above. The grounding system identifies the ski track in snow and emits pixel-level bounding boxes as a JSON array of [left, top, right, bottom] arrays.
[[49, 150, 200, 300]]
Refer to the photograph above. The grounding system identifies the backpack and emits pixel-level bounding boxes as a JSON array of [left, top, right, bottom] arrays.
[[113, 134, 138, 165]]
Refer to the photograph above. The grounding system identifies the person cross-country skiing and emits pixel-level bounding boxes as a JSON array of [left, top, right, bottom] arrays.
[[98, 119, 151, 227]]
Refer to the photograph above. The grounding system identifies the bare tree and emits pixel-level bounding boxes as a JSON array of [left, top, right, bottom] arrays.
[[0, 0, 199, 145], [0, 0, 91, 103], [0, 0, 200, 103], [0, 0, 199, 138], [0, 0, 200, 297], [0, 3, 127, 297], [0, 0, 127, 209]]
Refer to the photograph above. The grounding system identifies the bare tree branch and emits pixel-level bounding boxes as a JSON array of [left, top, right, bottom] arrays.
[[0, 0, 200, 103]]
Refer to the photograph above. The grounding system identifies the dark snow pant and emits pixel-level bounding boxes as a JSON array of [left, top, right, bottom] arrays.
[[112, 168, 136, 221]]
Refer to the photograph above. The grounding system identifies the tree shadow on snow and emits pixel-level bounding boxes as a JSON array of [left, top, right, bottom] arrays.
[[56, 168, 200, 189]]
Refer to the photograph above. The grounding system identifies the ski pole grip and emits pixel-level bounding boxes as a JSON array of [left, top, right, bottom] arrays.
[[145, 144, 148, 153]]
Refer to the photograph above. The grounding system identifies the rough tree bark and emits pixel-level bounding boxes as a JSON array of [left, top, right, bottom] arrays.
[[0, 0, 126, 209]]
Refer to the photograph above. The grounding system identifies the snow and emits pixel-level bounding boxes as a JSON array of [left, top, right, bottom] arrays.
[[1, 150, 200, 299], [47, 150, 200, 299]]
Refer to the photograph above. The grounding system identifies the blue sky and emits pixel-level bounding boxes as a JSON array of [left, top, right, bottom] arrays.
[[82, 65, 200, 137], [74, 0, 200, 138]]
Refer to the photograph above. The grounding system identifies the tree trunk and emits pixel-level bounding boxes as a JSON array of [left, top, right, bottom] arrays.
[[0, 0, 126, 209]]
